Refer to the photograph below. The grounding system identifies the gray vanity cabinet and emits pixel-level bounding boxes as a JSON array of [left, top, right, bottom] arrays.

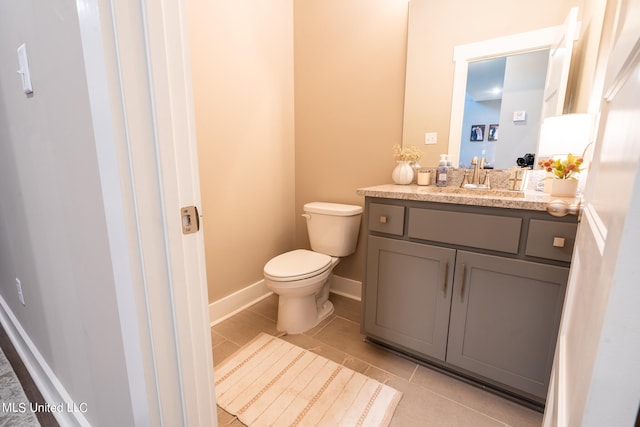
[[364, 236, 455, 361], [447, 251, 568, 399], [361, 197, 577, 404]]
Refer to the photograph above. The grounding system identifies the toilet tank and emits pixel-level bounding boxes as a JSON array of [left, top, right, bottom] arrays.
[[303, 202, 363, 257]]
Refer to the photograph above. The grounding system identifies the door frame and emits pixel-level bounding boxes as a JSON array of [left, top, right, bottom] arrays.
[[78, 0, 216, 425]]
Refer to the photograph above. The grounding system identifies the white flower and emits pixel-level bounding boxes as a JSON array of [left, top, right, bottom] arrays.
[[393, 144, 422, 162]]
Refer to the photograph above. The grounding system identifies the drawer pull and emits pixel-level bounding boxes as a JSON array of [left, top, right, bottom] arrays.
[[379, 215, 388, 224], [459, 263, 467, 302], [553, 237, 566, 248], [441, 262, 449, 296]]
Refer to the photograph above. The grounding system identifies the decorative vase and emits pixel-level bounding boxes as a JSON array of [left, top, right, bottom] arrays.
[[392, 161, 415, 185], [550, 179, 579, 197]]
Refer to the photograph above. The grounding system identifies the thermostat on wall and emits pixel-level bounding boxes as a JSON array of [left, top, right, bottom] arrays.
[[513, 111, 527, 122]]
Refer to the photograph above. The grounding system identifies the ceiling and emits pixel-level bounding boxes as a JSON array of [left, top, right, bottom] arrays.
[[466, 57, 506, 102]]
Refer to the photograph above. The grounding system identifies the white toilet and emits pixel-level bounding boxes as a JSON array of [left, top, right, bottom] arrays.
[[263, 202, 363, 334]]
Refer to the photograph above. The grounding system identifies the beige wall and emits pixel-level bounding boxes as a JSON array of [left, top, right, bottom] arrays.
[[188, 0, 296, 302], [403, 0, 583, 167], [294, 0, 410, 282], [294, 0, 583, 284], [190, 0, 609, 302], [570, 0, 615, 113]]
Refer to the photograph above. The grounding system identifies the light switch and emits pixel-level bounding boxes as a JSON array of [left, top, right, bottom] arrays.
[[424, 132, 437, 145], [513, 111, 527, 122], [16, 43, 34, 95]]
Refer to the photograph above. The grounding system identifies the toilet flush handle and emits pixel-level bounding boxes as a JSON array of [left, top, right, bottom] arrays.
[[301, 213, 311, 220]]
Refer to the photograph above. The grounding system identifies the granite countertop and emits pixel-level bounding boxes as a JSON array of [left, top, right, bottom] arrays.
[[356, 184, 579, 212]]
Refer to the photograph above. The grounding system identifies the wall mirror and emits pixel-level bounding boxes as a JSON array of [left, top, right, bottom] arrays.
[[403, 6, 578, 169], [458, 49, 549, 169]]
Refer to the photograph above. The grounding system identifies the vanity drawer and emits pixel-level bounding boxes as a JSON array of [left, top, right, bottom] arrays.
[[525, 219, 577, 262], [407, 208, 522, 254], [368, 203, 405, 236]]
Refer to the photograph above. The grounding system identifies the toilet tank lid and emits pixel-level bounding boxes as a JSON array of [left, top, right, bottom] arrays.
[[304, 202, 363, 216]]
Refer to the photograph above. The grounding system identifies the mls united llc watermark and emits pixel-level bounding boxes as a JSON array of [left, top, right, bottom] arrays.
[[2, 401, 88, 414]]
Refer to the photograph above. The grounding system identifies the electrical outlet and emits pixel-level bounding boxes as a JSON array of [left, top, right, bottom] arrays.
[[15, 278, 25, 306]]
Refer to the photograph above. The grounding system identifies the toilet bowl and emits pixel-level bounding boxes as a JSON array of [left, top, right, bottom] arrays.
[[264, 250, 339, 334], [264, 202, 362, 334]]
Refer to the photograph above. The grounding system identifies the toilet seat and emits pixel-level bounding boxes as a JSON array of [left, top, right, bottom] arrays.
[[264, 249, 332, 281]]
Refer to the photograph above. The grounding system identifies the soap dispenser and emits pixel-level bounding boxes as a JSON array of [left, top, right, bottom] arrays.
[[436, 154, 449, 187]]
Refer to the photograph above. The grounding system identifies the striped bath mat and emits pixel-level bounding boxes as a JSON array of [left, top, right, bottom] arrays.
[[215, 333, 402, 426]]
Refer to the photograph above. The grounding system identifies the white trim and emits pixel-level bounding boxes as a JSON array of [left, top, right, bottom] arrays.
[[138, 0, 217, 425], [330, 275, 362, 301], [210, 280, 272, 326], [557, 334, 567, 427], [209, 275, 363, 325], [75, 1, 153, 423], [453, 26, 562, 62], [82, 0, 217, 425], [0, 296, 90, 427], [583, 203, 607, 254]]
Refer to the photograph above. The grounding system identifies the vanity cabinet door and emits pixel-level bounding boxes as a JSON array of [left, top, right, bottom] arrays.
[[363, 236, 455, 362], [447, 251, 568, 401]]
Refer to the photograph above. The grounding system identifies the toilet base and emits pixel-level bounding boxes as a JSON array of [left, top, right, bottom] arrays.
[[318, 300, 334, 321], [276, 296, 334, 335]]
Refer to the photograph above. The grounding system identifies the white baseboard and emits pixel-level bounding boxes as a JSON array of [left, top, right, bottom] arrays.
[[0, 296, 90, 427], [209, 275, 362, 325], [330, 275, 362, 301], [210, 279, 273, 326]]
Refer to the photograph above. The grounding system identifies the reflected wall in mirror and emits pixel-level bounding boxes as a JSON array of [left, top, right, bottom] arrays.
[[459, 50, 549, 169]]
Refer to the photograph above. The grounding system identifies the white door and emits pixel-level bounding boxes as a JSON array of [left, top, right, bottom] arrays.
[[541, 7, 578, 119], [543, 1, 640, 426], [142, 2, 218, 425], [79, 0, 217, 425]]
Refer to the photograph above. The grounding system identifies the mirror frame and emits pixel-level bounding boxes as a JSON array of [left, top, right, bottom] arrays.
[[448, 25, 562, 167]]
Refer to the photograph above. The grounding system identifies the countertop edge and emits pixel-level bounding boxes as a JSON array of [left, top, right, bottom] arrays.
[[356, 184, 578, 212]]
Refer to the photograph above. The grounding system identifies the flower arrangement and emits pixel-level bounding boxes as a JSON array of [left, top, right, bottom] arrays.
[[538, 153, 584, 180], [392, 144, 422, 162]]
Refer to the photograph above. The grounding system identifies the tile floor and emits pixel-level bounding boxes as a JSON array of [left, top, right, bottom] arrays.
[[211, 293, 543, 427]]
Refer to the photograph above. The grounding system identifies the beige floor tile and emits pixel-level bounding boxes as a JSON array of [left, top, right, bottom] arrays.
[[330, 293, 361, 323], [281, 332, 346, 363], [390, 382, 507, 427], [246, 294, 278, 322], [364, 365, 412, 393], [212, 309, 278, 347], [211, 292, 542, 426], [212, 339, 240, 366], [280, 332, 371, 374], [211, 329, 227, 347], [312, 316, 418, 380], [304, 313, 338, 335], [217, 407, 244, 426], [411, 365, 542, 427]]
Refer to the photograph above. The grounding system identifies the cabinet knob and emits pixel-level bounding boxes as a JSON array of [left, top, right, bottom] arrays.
[[553, 237, 566, 248], [379, 215, 388, 224]]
